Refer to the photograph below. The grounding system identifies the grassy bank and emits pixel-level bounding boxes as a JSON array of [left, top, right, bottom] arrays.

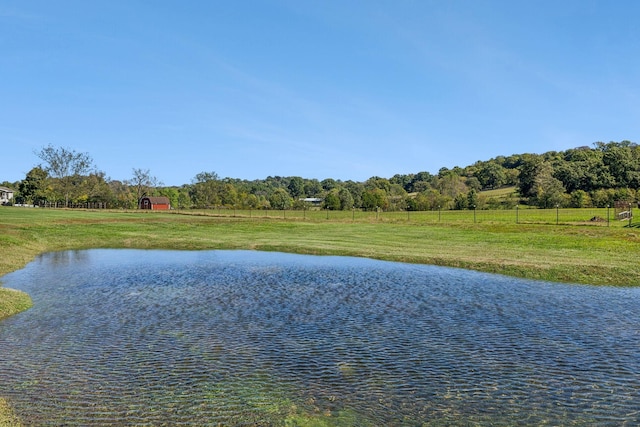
[[0, 289, 32, 321], [1, 206, 638, 288]]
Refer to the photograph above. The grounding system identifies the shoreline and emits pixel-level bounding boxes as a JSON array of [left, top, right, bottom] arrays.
[[1, 207, 639, 424]]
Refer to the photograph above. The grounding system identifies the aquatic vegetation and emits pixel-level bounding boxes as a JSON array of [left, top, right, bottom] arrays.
[[0, 398, 21, 427]]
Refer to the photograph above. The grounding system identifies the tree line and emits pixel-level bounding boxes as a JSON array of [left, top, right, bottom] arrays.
[[4, 141, 640, 211]]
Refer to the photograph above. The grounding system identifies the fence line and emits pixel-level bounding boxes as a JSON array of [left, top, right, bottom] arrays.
[[27, 202, 634, 227], [170, 206, 631, 227], [36, 202, 110, 209]]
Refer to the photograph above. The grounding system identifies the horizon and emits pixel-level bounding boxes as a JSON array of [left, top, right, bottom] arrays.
[[5, 140, 635, 189], [3, 1, 639, 186]]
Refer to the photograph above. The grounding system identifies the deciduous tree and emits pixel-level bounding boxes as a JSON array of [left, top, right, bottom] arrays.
[[190, 171, 221, 208], [323, 190, 341, 210], [476, 162, 506, 189], [532, 162, 566, 208], [361, 188, 388, 211], [287, 177, 305, 198], [338, 187, 354, 210], [18, 167, 48, 205], [129, 168, 160, 205], [269, 188, 292, 210], [36, 145, 94, 206]]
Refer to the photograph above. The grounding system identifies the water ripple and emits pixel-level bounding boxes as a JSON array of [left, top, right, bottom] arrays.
[[0, 249, 639, 425]]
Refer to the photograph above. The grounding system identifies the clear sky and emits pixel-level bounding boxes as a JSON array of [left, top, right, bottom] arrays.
[[2, 0, 640, 186]]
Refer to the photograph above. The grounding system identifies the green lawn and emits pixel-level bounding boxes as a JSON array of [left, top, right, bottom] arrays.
[[186, 204, 618, 225]]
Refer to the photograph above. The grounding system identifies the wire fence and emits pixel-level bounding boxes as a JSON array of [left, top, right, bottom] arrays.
[[25, 201, 635, 227], [173, 206, 634, 227]]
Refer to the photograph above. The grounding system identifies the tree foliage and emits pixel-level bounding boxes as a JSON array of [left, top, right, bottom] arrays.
[[129, 168, 161, 204], [531, 162, 566, 208], [14, 141, 640, 212], [35, 145, 94, 206], [18, 167, 49, 205], [269, 188, 292, 210]]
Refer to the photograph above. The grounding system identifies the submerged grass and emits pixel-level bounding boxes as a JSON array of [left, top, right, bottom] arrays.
[[0, 398, 21, 427], [0, 206, 639, 425]]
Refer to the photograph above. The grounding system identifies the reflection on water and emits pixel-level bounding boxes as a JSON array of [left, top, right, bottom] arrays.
[[42, 249, 91, 267], [1, 249, 639, 425]]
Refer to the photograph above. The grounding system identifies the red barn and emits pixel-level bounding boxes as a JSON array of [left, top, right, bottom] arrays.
[[139, 196, 171, 210]]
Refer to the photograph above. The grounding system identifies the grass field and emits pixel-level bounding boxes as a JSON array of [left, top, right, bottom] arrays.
[[186, 204, 616, 225], [0, 206, 639, 424], [184, 201, 624, 228]]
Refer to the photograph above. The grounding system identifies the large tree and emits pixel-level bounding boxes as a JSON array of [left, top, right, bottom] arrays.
[[129, 168, 161, 205], [601, 141, 640, 188], [109, 180, 136, 208], [323, 190, 341, 210], [36, 145, 94, 206], [338, 187, 354, 210], [269, 188, 292, 210], [435, 171, 467, 199], [18, 167, 49, 205], [361, 188, 388, 211], [287, 176, 305, 198], [476, 162, 507, 189], [303, 179, 323, 197], [81, 172, 113, 204], [517, 154, 543, 198], [531, 162, 566, 208], [190, 171, 221, 208]]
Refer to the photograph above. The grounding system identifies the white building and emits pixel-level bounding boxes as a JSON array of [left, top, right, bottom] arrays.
[[299, 197, 323, 207], [0, 186, 14, 205]]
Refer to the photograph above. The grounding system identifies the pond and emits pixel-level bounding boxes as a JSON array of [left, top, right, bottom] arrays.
[[0, 249, 639, 425]]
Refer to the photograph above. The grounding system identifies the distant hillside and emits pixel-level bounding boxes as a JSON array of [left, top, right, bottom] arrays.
[[393, 140, 639, 209], [10, 141, 639, 211]]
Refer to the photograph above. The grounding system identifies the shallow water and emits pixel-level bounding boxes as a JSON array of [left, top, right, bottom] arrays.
[[0, 249, 639, 425]]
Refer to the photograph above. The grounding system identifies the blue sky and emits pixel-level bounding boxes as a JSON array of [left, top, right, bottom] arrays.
[[2, 0, 640, 186]]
